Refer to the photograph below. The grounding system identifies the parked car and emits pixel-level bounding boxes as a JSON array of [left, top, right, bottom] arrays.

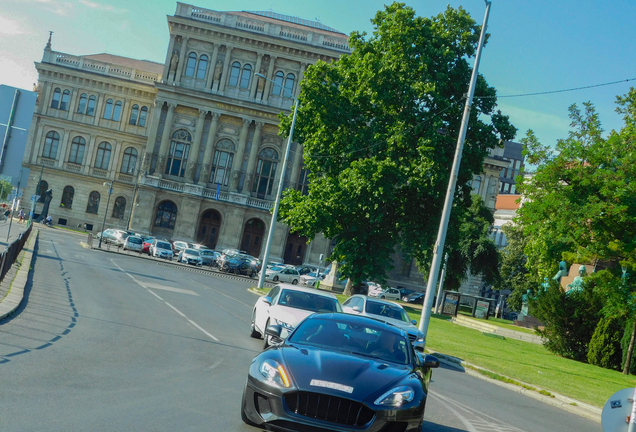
[[342, 295, 425, 343], [221, 258, 258, 276], [265, 260, 285, 269], [200, 249, 220, 266], [249, 283, 342, 348], [172, 240, 189, 253], [142, 237, 155, 254], [403, 291, 425, 304], [368, 286, 402, 301], [123, 235, 143, 253], [190, 243, 209, 250], [178, 248, 203, 266], [299, 271, 325, 287], [241, 313, 439, 430], [96, 229, 128, 246], [399, 288, 416, 297], [295, 264, 326, 276], [260, 266, 301, 284], [150, 240, 174, 260]]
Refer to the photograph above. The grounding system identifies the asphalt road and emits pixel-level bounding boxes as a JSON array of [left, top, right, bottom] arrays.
[[0, 229, 600, 431]]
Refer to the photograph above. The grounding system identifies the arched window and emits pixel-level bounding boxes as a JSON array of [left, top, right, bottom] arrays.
[[68, 136, 86, 164], [155, 200, 177, 229], [165, 129, 191, 177], [240, 64, 252, 89], [252, 148, 279, 199], [77, 93, 87, 114], [87, 95, 96, 116], [112, 196, 126, 219], [196, 54, 208, 80], [103, 99, 114, 120], [129, 104, 139, 125], [60, 90, 71, 111], [120, 147, 138, 173], [298, 167, 309, 195], [210, 139, 235, 185], [61, 186, 74, 208], [229, 61, 241, 87], [112, 101, 122, 122], [51, 88, 61, 109], [42, 131, 59, 159], [37, 180, 48, 203], [185, 52, 197, 77], [138, 106, 148, 127], [284, 73, 295, 96], [472, 176, 482, 194], [86, 191, 100, 214], [95, 142, 112, 170], [272, 71, 284, 96]]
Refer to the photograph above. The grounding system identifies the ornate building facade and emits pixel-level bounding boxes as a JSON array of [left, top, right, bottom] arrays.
[[22, 3, 350, 265]]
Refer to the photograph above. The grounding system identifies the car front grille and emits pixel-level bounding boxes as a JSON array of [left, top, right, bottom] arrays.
[[408, 333, 417, 342], [284, 391, 375, 427]]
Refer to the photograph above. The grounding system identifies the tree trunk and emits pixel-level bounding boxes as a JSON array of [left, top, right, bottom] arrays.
[[343, 278, 353, 296], [623, 317, 636, 375]]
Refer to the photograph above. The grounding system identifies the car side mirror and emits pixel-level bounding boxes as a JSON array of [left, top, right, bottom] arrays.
[[352, 305, 361, 312], [423, 354, 440, 368], [262, 296, 272, 305], [411, 319, 417, 325], [265, 324, 283, 338]]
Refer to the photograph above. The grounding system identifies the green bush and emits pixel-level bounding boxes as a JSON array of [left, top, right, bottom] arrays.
[[587, 316, 623, 370], [621, 319, 636, 374]]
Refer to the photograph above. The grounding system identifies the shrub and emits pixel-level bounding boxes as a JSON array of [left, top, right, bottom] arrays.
[[587, 315, 623, 370]]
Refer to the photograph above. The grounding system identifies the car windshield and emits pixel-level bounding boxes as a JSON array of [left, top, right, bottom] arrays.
[[128, 237, 142, 244], [289, 317, 409, 365], [157, 242, 171, 249], [270, 266, 284, 272], [278, 290, 341, 313], [184, 249, 200, 256], [365, 301, 410, 323]]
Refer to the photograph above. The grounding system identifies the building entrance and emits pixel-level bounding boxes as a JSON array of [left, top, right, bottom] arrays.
[[240, 218, 265, 258], [284, 233, 308, 265], [197, 209, 221, 249]]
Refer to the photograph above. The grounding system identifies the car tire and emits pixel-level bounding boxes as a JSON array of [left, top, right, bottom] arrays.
[[380, 295, 385, 299], [292, 279, 298, 285], [249, 310, 261, 338], [272, 276, 279, 282], [241, 388, 258, 427], [263, 319, 271, 349]]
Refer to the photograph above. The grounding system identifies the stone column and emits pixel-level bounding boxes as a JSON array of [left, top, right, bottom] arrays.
[[296, 63, 307, 98], [206, 44, 220, 90], [289, 143, 303, 190], [200, 113, 220, 183], [174, 37, 189, 85], [93, 95, 105, 127], [40, 82, 51, 115], [142, 100, 164, 173], [263, 55, 277, 102], [56, 129, 71, 168], [119, 99, 131, 132], [110, 141, 122, 179], [68, 89, 79, 121], [82, 135, 97, 174], [245, 121, 264, 189], [250, 53, 263, 98], [185, 109, 207, 183], [230, 118, 251, 192], [163, 34, 177, 81], [157, 103, 176, 175], [218, 46, 233, 94]]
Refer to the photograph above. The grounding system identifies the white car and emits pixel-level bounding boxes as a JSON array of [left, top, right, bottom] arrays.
[[299, 272, 324, 287], [368, 286, 401, 301], [249, 283, 342, 348], [172, 241, 189, 253], [342, 295, 424, 343], [260, 266, 301, 284], [123, 235, 143, 253], [150, 240, 174, 260]]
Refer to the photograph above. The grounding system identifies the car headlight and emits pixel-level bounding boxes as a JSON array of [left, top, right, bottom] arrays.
[[274, 318, 294, 331], [374, 386, 415, 407], [259, 359, 291, 388]]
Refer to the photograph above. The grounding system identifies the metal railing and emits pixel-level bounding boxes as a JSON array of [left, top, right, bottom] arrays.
[[0, 224, 33, 285]]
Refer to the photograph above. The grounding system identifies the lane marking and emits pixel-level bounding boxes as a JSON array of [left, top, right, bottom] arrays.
[[187, 319, 219, 342], [186, 277, 253, 307], [148, 290, 164, 301], [430, 393, 479, 432], [164, 301, 186, 317], [141, 282, 199, 296]]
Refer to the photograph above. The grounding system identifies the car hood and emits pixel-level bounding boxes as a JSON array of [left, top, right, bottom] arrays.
[[271, 305, 314, 327], [282, 346, 409, 400]]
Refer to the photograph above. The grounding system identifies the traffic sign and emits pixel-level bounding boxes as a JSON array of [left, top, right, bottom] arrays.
[[603, 388, 635, 431]]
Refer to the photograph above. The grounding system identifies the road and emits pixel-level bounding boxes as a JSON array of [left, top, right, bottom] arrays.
[[0, 229, 600, 431]]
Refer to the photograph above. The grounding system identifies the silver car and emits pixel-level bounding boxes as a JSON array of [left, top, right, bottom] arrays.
[[150, 241, 174, 260], [123, 235, 143, 252], [178, 248, 203, 266]]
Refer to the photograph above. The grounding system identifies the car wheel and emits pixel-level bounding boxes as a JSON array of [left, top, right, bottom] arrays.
[[292, 279, 298, 285], [249, 310, 261, 338], [251, 271, 256, 278], [241, 387, 258, 427], [263, 319, 271, 349], [380, 295, 386, 299], [272, 276, 279, 282]]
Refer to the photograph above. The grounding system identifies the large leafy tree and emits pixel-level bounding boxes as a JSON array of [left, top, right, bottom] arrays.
[[278, 3, 515, 290], [495, 223, 533, 311]]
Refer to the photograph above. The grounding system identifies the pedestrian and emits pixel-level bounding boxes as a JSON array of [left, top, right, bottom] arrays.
[[2, 208, 8, 223], [18, 208, 24, 224]]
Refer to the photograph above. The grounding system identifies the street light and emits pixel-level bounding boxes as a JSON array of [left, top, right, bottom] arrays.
[[255, 72, 300, 289], [98, 181, 114, 249]]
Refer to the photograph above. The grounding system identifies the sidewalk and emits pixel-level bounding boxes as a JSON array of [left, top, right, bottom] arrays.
[[0, 227, 38, 320], [0, 217, 28, 248]]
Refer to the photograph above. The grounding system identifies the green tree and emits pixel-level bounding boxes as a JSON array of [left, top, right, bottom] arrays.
[[587, 315, 623, 370], [495, 223, 533, 311], [278, 3, 515, 291], [0, 180, 11, 201]]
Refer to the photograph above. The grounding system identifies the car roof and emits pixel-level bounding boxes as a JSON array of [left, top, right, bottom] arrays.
[[276, 284, 338, 299], [304, 312, 409, 335], [352, 295, 407, 309]]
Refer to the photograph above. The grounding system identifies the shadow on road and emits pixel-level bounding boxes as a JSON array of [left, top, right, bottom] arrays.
[[421, 420, 470, 431]]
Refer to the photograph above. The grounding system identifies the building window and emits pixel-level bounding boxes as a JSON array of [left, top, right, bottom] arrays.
[[284, 73, 295, 96], [77, 93, 87, 114], [155, 200, 177, 229], [240, 64, 252, 89], [68, 136, 86, 164], [138, 106, 148, 127], [272, 71, 284, 96], [252, 148, 278, 198], [120, 147, 138, 174], [196, 54, 208, 79], [86, 191, 100, 214], [185, 52, 197, 77], [112, 196, 126, 219], [95, 142, 112, 170], [87, 95, 96, 116], [37, 180, 48, 203], [298, 167, 309, 195], [60, 90, 70, 111], [103, 99, 114, 120], [229, 61, 241, 87], [51, 88, 61, 109], [129, 104, 139, 125], [503, 183, 511, 193], [165, 129, 191, 177], [210, 139, 235, 185], [42, 131, 59, 159], [61, 185, 74, 208], [112, 101, 122, 122], [472, 176, 482, 194]]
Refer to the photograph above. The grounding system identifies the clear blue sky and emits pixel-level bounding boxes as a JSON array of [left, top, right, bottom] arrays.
[[2, 0, 634, 148]]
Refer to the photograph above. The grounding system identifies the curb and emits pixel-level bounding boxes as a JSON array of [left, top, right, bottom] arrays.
[[0, 229, 39, 321], [426, 349, 602, 423]]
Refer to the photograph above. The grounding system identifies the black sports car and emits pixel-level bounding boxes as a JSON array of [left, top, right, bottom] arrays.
[[241, 313, 439, 432]]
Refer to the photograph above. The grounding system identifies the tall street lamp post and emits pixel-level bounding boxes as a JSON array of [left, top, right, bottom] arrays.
[[98, 181, 114, 249], [254, 72, 300, 289]]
